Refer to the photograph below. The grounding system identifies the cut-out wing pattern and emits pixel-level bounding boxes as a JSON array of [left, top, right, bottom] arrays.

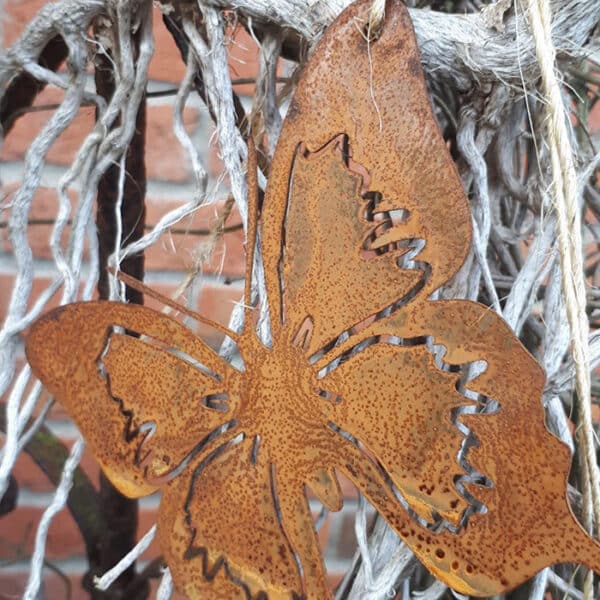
[[26, 302, 236, 498], [25, 0, 600, 598]]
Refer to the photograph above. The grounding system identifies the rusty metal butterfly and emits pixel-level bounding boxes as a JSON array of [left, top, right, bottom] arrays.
[[25, 0, 600, 598]]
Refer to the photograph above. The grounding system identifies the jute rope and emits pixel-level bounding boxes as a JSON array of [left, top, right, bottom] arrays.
[[526, 0, 599, 597]]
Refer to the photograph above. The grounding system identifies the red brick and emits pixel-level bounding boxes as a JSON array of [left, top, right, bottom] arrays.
[[0, 188, 245, 278], [47, 399, 73, 421], [140, 280, 185, 313], [0, 356, 74, 420], [315, 509, 332, 553], [11, 444, 101, 495], [336, 510, 359, 560], [328, 572, 346, 592], [2, 0, 48, 47], [197, 282, 243, 327], [0, 556, 190, 599], [145, 104, 200, 182], [0, 274, 47, 324], [0, 502, 162, 562], [226, 26, 287, 107], [141, 279, 241, 349], [0, 94, 199, 183], [138, 505, 161, 560], [227, 27, 260, 96], [0, 504, 84, 560], [0, 85, 97, 166], [143, 195, 222, 229], [1, 4, 261, 90], [1, 359, 80, 446], [0, 185, 79, 264], [590, 97, 600, 136], [0, 274, 89, 324], [0, 571, 88, 600], [0, 364, 75, 444], [149, 7, 187, 83], [337, 472, 358, 500], [143, 196, 245, 277]]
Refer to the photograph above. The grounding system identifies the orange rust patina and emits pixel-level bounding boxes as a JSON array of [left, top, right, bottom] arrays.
[[25, 0, 600, 598]]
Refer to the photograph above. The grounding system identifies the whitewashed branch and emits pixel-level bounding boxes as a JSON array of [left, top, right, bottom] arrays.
[[2, 0, 598, 94], [200, 0, 599, 88]]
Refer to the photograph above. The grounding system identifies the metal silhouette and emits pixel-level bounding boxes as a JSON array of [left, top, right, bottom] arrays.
[[25, 0, 600, 597]]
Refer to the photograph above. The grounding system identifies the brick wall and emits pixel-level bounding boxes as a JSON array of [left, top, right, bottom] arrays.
[[0, 2, 361, 597]]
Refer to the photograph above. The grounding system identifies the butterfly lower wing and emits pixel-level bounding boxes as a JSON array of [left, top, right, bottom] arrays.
[[319, 299, 600, 595], [25, 302, 238, 498], [158, 435, 316, 599], [322, 341, 474, 529], [261, 0, 471, 355]]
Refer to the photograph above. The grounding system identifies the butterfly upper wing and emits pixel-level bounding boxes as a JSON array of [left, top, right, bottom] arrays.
[[25, 302, 238, 498], [261, 0, 471, 356]]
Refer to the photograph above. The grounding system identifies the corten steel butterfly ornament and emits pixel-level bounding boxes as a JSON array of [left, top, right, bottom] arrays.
[[25, 0, 600, 598]]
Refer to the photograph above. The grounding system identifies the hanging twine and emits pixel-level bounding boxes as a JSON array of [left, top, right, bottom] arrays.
[[526, 1, 599, 598]]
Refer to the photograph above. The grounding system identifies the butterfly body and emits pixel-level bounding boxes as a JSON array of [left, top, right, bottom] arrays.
[[24, 0, 600, 598], [240, 341, 317, 433]]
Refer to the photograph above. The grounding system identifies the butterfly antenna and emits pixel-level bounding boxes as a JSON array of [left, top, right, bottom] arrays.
[[115, 270, 239, 341], [243, 137, 259, 332]]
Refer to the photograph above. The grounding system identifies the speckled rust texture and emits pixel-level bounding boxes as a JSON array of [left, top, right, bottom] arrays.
[[25, 0, 600, 598]]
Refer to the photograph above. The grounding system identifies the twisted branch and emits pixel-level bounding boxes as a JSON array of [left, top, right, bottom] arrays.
[[199, 0, 599, 88], [2, 0, 598, 95]]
